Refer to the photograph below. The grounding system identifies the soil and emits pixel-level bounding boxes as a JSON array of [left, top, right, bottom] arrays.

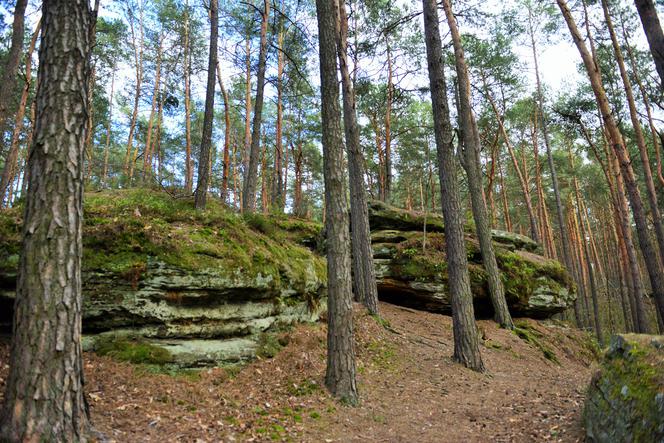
[[0, 302, 596, 442]]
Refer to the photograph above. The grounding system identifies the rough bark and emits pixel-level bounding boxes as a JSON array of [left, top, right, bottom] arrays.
[[422, 0, 484, 371], [102, 69, 115, 188], [335, 0, 379, 315], [442, 0, 513, 329], [316, 0, 358, 404], [272, 22, 285, 211], [216, 61, 231, 202], [0, 1, 92, 440], [243, 0, 271, 212], [195, 0, 218, 210], [634, 0, 664, 86], [184, 1, 193, 193]]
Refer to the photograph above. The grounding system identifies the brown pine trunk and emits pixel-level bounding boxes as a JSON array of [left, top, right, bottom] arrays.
[[0, 19, 40, 206], [316, 0, 358, 404], [143, 36, 163, 182], [423, 0, 484, 371], [216, 62, 231, 202], [183, 2, 193, 193], [123, 2, 144, 182], [102, 69, 115, 187], [243, 0, 271, 212], [0, 0, 28, 133], [634, 0, 664, 86], [498, 152, 512, 232], [194, 0, 218, 210], [244, 35, 252, 175], [335, 0, 379, 315], [384, 37, 393, 203], [603, 0, 664, 268], [272, 22, 285, 211], [558, 0, 664, 325], [0, 1, 92, 439], [443, 0, 513, 329]]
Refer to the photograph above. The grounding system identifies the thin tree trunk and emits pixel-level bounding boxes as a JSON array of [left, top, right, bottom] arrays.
[[216, 62, 231, 202], [142, 36, 163, 182], [243, 0, 271, 212], [443, 0, 513, 329], [0, 1, 92, 439], [422, 0, 484, 371], [123, 2, 144, 182], [558, 0, 664, 325], [102, 69, 115, 188], [0, 0, 28, 136], [272, 19, 285, 211], [335, 0, 379, 315], [195, 0, 218, 210], [603, 0, 664, 268], [384, 37, 393, 203], [0, 19, 40, 206], [316, 0, 358, 404], [184, 1, 193, 193], [244, 34, 252, 175]]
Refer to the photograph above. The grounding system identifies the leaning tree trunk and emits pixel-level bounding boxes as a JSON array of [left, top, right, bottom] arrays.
[[195, 0, 218, 210], [0, 19, 40, 206], [634, 0, 664, 86], [0, 1, 92, 440], [316, 0, 359, 405], [216, 61, 231, 202], [442, 0, 513, 330], [335, 0, 379, 315], [422, 0, 484, 372], [0, 0, 28, 136], [557, 0, 664, 324], [243, 0, 271, 212]]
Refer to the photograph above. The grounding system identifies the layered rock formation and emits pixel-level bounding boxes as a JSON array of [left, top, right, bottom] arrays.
[[584, 334, 664, 442], [368, 201, 575, 318], [0, 191, 576, 366]]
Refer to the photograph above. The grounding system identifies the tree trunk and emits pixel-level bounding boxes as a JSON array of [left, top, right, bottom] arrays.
[[422, 0, 484, 372], [0, 19, 40, 206], [316, 0, 358, 404], [558, 0, 664, 324], [0, 0, 28, 137], [384, 37, 393, 203], [195, 0, 218, 210], [184, 1, 193, 193], [243, 0, 271, 212], [142, 36, 163, 182], [335, 0, 379, 315], [272, 21, 285, 211], [634, 0, 664, 86], [443, 0, 513, 330], [0, 1, 92, 439], [102, 69, 115, 188], [216, 61, 231, 202], [123, 1, 144, 183]]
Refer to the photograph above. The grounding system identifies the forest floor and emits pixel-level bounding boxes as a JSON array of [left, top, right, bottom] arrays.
[[0, 302, 597, 442]]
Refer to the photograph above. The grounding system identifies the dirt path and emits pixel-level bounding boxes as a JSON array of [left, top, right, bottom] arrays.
[[0, 302, 595, 442]]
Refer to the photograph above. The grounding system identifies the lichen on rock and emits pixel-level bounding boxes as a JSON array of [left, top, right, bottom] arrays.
[[584, 334, 664, 442]]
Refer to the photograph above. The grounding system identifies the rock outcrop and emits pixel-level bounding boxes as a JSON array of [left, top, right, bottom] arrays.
[[0, 190, 326, 366], [368, 201, 575, 318], [584, 334, 664, 442], [0, 191, 576, 366]]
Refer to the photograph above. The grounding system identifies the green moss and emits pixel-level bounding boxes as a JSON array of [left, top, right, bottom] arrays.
[[513, 321, 559, 363], [94, 335, 174, 365], [256, 333, 287, 359], [287, 379, 321, 397]]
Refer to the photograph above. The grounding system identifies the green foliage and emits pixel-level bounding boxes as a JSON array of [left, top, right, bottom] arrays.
[[513, 321, 559, 363]]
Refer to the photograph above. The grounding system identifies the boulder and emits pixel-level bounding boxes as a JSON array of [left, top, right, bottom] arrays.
[[584, 334, 664, 442], [367, 202, 575, 318]]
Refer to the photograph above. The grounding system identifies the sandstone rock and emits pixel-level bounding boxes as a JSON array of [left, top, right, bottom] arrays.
[[584, 334, 664, 442]]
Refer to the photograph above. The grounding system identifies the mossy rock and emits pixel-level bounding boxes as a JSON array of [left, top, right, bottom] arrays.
[[584, 334, 664, 442]]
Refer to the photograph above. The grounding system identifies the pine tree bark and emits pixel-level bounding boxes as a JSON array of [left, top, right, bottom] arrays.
[[335, 0, 379, 315], [183, 1, 193, 193], [216, 61, 231, 202], [102, 69, 115, 188], [272, 21, 285, 211], [442, 0, 513, 329], [558, 0, 664, 325], [316, 0, 358, 404], [142, 36, 163, 182], [384, 38, 393, 203], [422, 0, 484, 371], [0, 19, 40, 206], [634, 0, 664, 86], [0, 0, 28, 136], [0, 1, 92, 439], [195, 0, 218, 210], [243, 0, 271, 212]]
